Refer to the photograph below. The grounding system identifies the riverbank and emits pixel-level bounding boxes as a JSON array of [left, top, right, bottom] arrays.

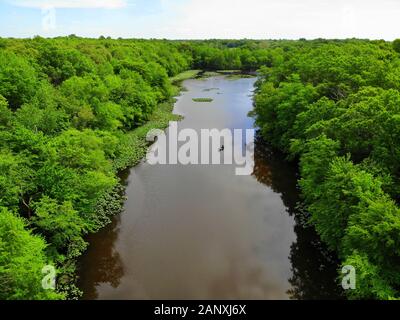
[[170, 70, 202, 83], [68, 71, 264, 298], [251, 41, 400, 300], [63, 74, 193, 298], [71, 69, 237, 298]]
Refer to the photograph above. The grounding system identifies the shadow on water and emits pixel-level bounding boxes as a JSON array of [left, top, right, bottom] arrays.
[[77, 169, 131, 300], [77, 216, 124, 300], [253, 134, 344, 300]]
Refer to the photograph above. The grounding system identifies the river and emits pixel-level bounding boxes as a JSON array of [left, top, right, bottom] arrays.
[[78, 75, 343, 300]]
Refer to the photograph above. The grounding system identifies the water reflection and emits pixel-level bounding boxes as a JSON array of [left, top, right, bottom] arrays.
[[78, 215, 124, 300], [252, 135, 299, 215], [253, 134, 344, 299]]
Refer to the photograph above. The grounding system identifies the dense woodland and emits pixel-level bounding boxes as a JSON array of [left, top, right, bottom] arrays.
[[253, 39, 400, 299], [0, 37, 274, 299], [0, 36, 399, 300]]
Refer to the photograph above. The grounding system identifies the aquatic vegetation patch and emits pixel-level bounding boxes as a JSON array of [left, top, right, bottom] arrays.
[[192, 98, 213, 102], [170, 70, 202, 83]]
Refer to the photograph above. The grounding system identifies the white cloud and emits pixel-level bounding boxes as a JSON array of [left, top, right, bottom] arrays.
[[10, 0, 127, 9], [5, 0, 400, 39], [155, 0, 400, 40]]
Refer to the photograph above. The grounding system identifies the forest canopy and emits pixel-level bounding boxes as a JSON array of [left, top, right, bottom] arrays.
[[252, 38, 400, 300], [0, 37, 273, 299], [0, 37, 400, 300]]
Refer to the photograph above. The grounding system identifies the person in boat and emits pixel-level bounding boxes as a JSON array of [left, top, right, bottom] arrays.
[[219, 145, 224, 152]]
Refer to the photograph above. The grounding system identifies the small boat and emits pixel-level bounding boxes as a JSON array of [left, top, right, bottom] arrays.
[[219, 145, 225, 152]]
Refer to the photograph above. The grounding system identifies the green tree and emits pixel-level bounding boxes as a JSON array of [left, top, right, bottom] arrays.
[[0, 208, 63, 300], [0, 51, 38, 109], [392, 39, 400, 54]]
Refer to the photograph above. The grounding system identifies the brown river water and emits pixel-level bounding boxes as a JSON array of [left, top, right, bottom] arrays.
[[78, 76, 343, 300]]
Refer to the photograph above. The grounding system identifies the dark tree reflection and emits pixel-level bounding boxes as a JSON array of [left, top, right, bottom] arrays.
[[77, 215, 124, 300], [76, 170, 131, 300], [252, 134, 344, 300]]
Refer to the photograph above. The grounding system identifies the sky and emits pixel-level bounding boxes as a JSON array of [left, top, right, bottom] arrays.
[[0, 0, 400, 40]]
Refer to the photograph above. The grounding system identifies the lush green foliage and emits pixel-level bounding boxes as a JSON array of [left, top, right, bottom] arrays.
[[2, 36, 399, 300], [1, 36, 270, 299], [253, 39, 400, 299], [0, 37, 192, 299], [0, 208, 62, 299]]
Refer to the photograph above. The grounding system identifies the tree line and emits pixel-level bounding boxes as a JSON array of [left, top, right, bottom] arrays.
[[0, 36, 273, 299], [1, 36, 400, 300], [252, 38, 400, 299]]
